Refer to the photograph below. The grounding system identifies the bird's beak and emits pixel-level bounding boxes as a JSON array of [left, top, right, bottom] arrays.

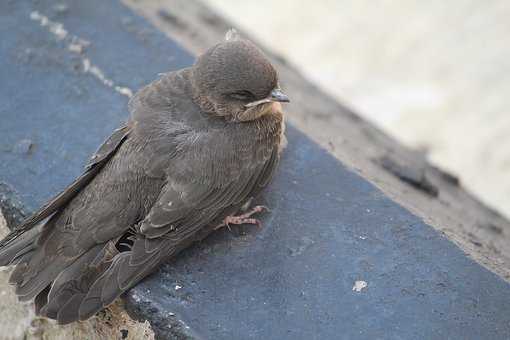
[[270, 88, 290, 103], [244, 88, 290, 108]]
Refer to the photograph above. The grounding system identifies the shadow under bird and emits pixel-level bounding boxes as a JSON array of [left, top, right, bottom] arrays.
[[0, 30, 289, 324]]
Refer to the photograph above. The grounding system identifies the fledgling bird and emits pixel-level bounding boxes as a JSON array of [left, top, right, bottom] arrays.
[[0, 30, 289, 324]]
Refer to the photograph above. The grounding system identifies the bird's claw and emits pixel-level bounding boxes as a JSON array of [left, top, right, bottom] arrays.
[[215, 205, 268, 231]]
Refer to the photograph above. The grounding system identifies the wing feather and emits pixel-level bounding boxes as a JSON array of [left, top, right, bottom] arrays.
[[0, 125, 131, 252], [76, 135, 280, 318]]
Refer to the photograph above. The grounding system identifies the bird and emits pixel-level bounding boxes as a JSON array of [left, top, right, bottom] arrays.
[[0, 29, 289, 324]]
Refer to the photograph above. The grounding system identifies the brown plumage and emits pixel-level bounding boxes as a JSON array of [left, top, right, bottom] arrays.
[[0, 30, 289, 324]]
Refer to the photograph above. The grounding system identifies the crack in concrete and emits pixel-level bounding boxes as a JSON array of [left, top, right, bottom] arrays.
[[29, 11, 133, 98]]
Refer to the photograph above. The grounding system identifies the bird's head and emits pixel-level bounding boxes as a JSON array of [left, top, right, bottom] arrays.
[[191, 29, 289, 122]]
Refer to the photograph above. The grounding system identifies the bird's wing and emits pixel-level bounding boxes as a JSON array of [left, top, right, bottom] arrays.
[[77, 131, 280, 319], [10, 74, 183, 315], [0, 125, 131, 264], [143, 151, 279, 238], [138, 122, 280, 238]]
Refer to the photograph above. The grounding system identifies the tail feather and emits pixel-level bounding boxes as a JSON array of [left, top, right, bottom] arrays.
[[34, 285, 50, 315], [78, 253, 159, 320], [39, 242, 119, 324], [40, 244, 111, 319], [0, 226, 40, 266], [15, 253, 68, 301], [57, 294, 87, 324], [8, 251, 34, 285], [78, 237, 167, 320]]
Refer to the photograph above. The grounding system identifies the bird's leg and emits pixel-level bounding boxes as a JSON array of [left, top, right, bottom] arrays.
[[215, 205, 269, 231]]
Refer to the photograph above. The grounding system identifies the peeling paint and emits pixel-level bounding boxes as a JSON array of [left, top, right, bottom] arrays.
[[115, 86, 134, 98], [29, 11, 68, 40], [352, 280, 368, 292], [68, 38, 90, 54], [29, 11, 133, 98], [82, 58, 112, 87]]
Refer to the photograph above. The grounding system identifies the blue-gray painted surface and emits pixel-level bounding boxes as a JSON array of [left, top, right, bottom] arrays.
[[1, 1, 509, 339]]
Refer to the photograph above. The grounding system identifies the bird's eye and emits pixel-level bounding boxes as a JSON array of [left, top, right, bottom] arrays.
[[228, 90, 255, 101]]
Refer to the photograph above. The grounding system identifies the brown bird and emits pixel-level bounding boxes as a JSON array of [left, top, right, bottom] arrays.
[[0, 30, 289, 324]]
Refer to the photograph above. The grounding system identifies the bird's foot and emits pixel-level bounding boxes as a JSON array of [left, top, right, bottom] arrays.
[[215, 205, 268, 231]]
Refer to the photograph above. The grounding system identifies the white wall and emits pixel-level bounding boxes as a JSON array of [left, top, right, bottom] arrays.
[[205, 0, 510, 218]]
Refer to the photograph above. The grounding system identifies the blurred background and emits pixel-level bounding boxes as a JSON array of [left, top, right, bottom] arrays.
[[204, 0, 510, 218]]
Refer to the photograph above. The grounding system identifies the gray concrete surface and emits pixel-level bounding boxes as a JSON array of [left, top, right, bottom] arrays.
[[2, 1, 510, 339], [126, 0, 510, 289], [126, 124, 510, 340]]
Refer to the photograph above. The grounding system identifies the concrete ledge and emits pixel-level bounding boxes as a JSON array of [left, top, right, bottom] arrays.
[[125, 0, 510, 282], [1, 1, 510, 339], [126, 125, 510, 339]]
